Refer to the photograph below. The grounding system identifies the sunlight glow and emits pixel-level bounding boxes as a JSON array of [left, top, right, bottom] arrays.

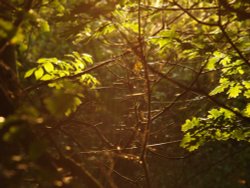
[[0, 116, 5, 123]]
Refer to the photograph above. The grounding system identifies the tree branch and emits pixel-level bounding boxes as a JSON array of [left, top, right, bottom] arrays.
[[172, 1, 218, 26], [23, 51, 130, 93]]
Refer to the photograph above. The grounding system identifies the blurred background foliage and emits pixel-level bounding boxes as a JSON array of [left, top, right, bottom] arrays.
[[0, 0, 250, 187]]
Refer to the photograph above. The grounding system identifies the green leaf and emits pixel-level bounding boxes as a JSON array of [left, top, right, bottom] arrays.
[[209, 78, 230, 95], [188, 145, 199, 152], [158, 29, 176, 39], [220, 108, 235, 119], [213, 51, 225, 59], [206, 51, 226, 70], [65, 97, 82, 116], [34, 68, 44, 80], [0, 18, 13, 31], [72, 51, 81, 60], [244, 90, 250, 98], [10, 28, 24, 44], [232, 129, 245, 141], [219, 77, 229, 84], [40, 74, 53, 81], [244, 103, 250, 117], [227, 84, 243, 98], [52, 0, 65, 13], [215, 130, 230, 140], [43, 62, 54, 72], [24, 68, 36, 78], [208, 109, 221, 119], [210, 84, 228, 95], [237, 67, 244, 74], [123, 22, 138, 33], [180, 133, 192, 147], [102, 24, 115, 35], [181, 117, 200, 132], [82, 53, 93, 64], [37, 58, 49, 64], [220, 56, 231, 66], [40, 20, 50, 32], [243, 81, 250, 89], [206, 57, 218, 70]]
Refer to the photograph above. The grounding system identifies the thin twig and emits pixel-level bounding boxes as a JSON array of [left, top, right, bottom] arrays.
[[79, 140, 182, 154], [103, 163, 138, 186], [172, 1, 218, 26], [141, 5, 219, 11], [148, 148, 193, 160]]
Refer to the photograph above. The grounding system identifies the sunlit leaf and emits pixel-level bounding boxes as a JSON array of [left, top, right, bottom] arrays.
[[34, 68, 44, 80], [180, 133, 192, 147], [10, 28, 24, 44], [243, 81, 250, 89], [227, 84, 243, 98], [206, 57, 217, 70], [188, 145, 199, 152], [82, 53, 93, 64], [37, 58, 48, 64], [40, 74, 53, 81], [220, 56, 231, 66], [123, 22, 138, 33], [220, 108, 235, 119], [244, 90, 250, 98], [181, 117, 200, 132], [39, 20, 50, 32], [43, 62, 54, 72], [24, 68, 36, 78], [244, 104, 250, 117], [208, 109, 221, 119], [210, 84, 228, 95]]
